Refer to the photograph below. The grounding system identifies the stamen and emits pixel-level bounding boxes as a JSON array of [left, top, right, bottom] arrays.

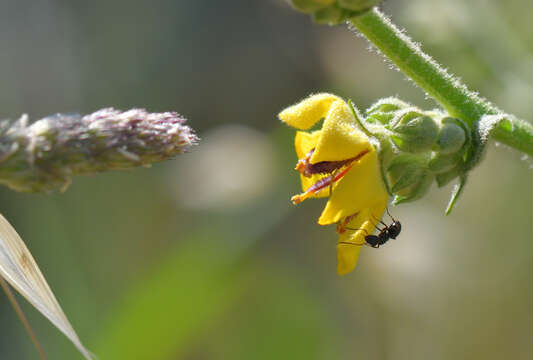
[[306, 158, 356, 176], [295, 148, 369, 177], [295, 149, 314, 176], [291, 149, 370, 205], [291, 174, 333, 204], [291, 162, 355, 204], [295, 159, 307, 173]]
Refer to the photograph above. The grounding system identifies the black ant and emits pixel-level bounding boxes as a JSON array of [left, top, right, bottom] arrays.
[[339, 208, 401, 248]]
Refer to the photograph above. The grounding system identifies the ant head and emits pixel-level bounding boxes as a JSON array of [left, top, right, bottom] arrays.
[[388, 221, 402, 239]]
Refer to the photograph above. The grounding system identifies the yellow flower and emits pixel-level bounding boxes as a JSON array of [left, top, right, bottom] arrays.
[[279, 93, 389, 275]]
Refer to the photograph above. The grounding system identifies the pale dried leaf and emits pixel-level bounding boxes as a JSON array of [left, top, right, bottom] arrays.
[[0, 214, 92, 359]]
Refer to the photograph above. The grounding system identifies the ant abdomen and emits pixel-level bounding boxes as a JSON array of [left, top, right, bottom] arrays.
[[364, 234, 380, 248]]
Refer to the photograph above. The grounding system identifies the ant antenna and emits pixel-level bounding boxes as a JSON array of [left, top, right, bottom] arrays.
[[385, 207, 397, 222]]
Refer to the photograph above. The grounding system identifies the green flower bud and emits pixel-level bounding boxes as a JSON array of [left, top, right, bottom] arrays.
[[366, 97, 410, 125], [290, 0, 335, 13], [367, 98, 410, 114], [289, 0, 382, 23], [435, 167, 463, 187], [437, 117, 467, 154], [338, 0, 383, 11], [389, 110, 439, 153], [393, 172, 434, 204], [384, 153, 434, 204], [428, 151, 462, 173], [353, 97, 471, 207], [386, 154, 429, 194], [313, 5, 348, 25]]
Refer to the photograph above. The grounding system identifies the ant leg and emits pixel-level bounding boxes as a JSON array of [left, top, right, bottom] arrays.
[[368, 217, 384, 232], [342, 227, 369, 234], [338, 241, 365, 247], [371, 213, 387, 228]]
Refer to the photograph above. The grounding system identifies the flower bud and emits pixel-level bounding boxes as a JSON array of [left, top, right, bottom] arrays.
[[389, 110, 439, 153], [385, 153, 433, 203], [428, 152, 462, 173], [367, 97, 409, 115], [338, 0, 383, 11], [437, 117, 467, 154], [365, 97, 409, 125], [435, 167, 463, 187], [288, 0, 383, 23], [393, 173, 434, 204], [357, 97, 471, 206], [313, 5, 347, 25], [290, 0, 335, 13]]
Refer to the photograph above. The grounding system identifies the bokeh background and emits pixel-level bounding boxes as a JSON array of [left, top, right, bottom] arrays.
[[0, 0, 532, 359]]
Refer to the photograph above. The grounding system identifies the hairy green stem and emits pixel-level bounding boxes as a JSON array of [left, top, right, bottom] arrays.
[[350, 8, 533, 156]]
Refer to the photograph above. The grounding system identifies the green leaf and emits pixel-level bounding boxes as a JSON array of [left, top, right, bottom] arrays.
[[445, 174, 467, 215]]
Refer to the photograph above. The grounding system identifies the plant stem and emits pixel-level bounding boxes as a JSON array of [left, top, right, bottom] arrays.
[[349, 8, 533, 156], [0, 277, 47, 360]]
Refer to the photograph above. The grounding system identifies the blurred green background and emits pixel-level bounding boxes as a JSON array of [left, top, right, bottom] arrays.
[[0, 0, 532, 359]]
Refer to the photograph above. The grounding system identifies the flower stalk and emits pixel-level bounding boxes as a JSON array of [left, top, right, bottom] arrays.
[[0, 108, 197, 193], [349, 8, 533, 156], [285, 4, 533, 213]]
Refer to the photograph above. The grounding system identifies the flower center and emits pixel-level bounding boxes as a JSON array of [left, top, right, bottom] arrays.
[[296, 149, 357, 177], [291, 148, 369, 204]]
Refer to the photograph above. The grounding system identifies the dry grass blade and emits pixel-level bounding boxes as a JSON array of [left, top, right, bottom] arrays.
[[0, 214, 92, 359], [0, 277, 47, 359]]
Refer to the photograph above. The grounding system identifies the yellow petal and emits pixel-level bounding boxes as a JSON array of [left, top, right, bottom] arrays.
[[294, 130, 320, 159], [336, 209, 373, 275], [318, 150, 388, 225], [369, 201, 388, 227], [337, 242, 362, 275], [310, 99, 371, 163], [279, 93, 340, 130], [336, 204, 388, 275]]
